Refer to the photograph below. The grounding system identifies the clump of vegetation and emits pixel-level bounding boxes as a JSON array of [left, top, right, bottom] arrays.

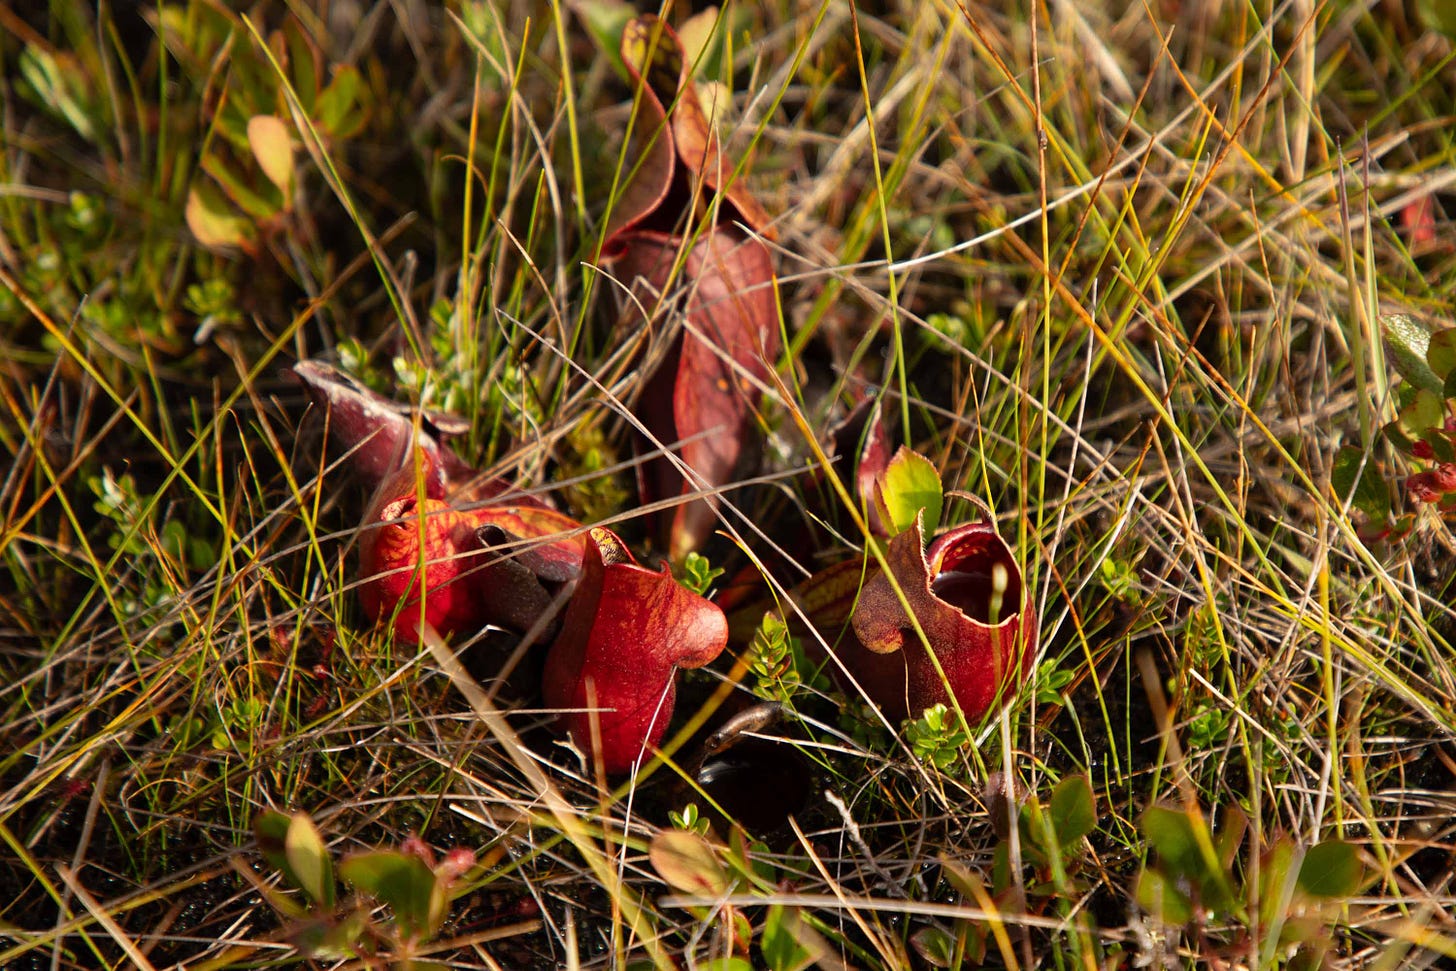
[[5, 1, 1456, 968]]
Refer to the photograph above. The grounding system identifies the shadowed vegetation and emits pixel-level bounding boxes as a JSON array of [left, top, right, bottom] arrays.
[[4, 1, 1456, 968]]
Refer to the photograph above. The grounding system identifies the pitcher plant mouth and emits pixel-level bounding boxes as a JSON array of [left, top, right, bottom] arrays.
[[926, 526, 1023, 627], [783, 511, 1034, 727]]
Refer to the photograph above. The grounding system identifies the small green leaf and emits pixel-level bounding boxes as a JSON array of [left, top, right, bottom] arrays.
[[649, 830, 731, 896], [1427, 328, 1456, 380], [1330, 445, 1390, 521], [1416, 0, 1456, 38], [1136, 868, 1193, 925], [675, 551, 724, 596], [1297, 840, 1362, 899], [339, 850, 444, 941], [315, 66, 365, 138], [761, 903, 815, 971], [1048, 775, 1096, 849], [284, 812, 335, 909], [910, 926, 955, 968], [1142, 805, 1201, 879], [1382, 313, 1444, 393], [874, 446, 943, 536]]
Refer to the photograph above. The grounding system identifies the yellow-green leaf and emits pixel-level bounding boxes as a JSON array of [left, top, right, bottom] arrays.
[[678, 7, 723, 73], [185, 184, 254, 251], [875, 446, 943, 536], [247, 115, 294, 204], [284, 812, 335, 909]]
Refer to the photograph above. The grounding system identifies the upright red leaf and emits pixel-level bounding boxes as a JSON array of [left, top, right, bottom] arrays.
[[542, 527, 728, 773], [602, 15, 780, 558]]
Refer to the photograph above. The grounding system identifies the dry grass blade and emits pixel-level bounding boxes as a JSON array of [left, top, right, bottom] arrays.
[[6, 0, 1456, 967]]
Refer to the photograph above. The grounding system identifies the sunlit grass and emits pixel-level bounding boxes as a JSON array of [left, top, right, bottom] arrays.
[[5, 0, 1456, 966]]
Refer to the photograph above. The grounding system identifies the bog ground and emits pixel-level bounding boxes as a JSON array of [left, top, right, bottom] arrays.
[[4, 2, 1456, 969]]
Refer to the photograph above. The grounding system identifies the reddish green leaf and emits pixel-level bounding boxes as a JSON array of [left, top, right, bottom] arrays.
[[254, 810, 293, 880], [338, 850, 444, 941], [649, 829, 730, 896], [910, 927, 955, 968]]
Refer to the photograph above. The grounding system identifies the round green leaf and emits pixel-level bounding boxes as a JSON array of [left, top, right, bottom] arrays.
[[1297, 840, 1362, 899], [1049, 775, 1096, 848], [339, 850, 444, 941]]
